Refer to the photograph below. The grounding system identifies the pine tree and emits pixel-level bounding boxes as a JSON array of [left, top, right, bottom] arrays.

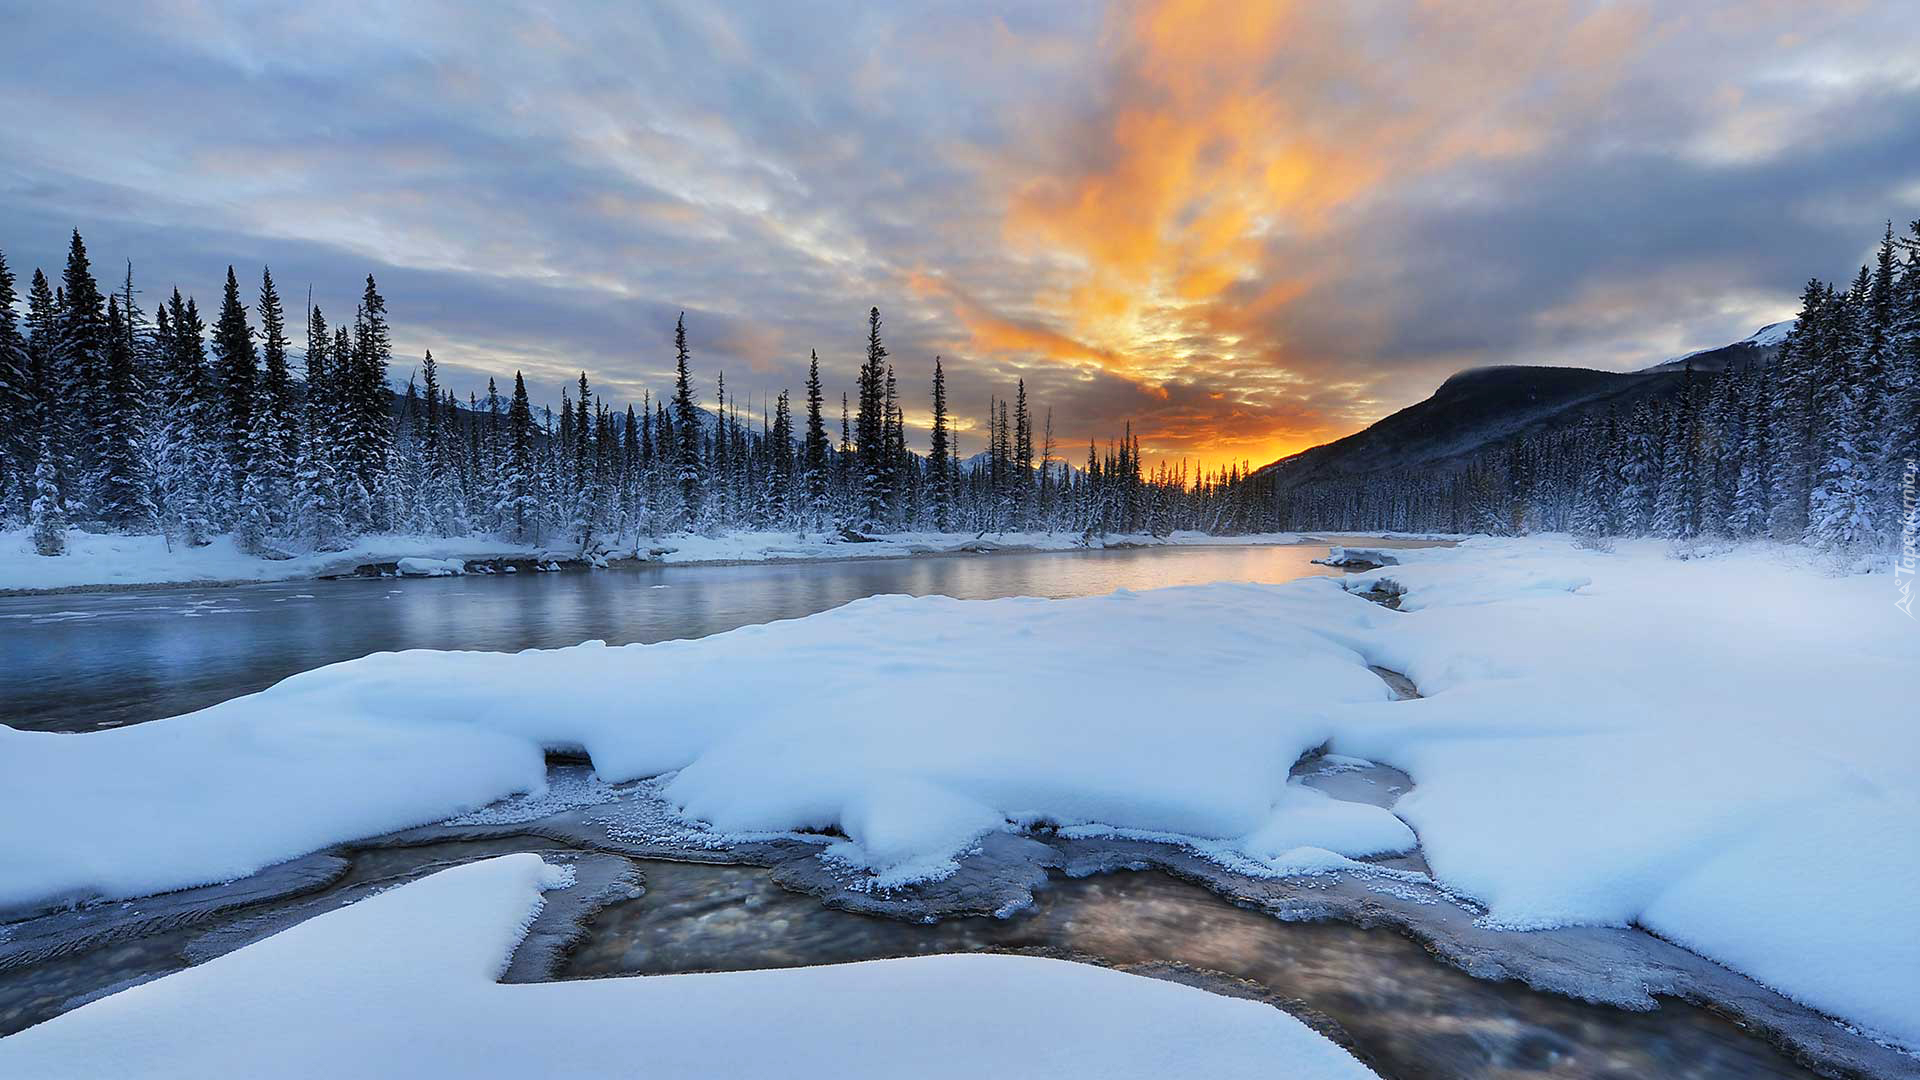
[[929, 355, 952, 531], [802, 351, 830, 531], [501, 371, 538, 542], [95, 296, 152, 531], [29, 429, 65, 555], [1730, 367, 1774, 537], [58, 231, 107, 518], [855, 307, 887, 529], [211, 266, 259, 507], [1769, 282, 1824, 540], [1810, 269, 1881, 554], [1013, 378, 1032, 528], [0, 251, 30, 519], [252, 269, 297, 534], [341, 275, 394, 532], [295, 304, 348, 550], [25, 269, 68, 509], [671, 314, 702, 527]]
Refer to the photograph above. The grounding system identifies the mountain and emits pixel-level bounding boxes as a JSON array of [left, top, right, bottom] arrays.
[[1640, 319, 1793, 374], [1254, 322, 1790, 490]]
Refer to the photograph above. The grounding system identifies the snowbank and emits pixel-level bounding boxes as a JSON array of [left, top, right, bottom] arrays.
[[393, 556, 467, 577], [645, 528, 1309, 565], [0, 854, 1377, 1079], [1311, 546, 1399, 568], [0, 583, 1401, 910], [0, 529, 542, 592], [0, 527, 1312, 592], [1332, 536, 1920, 1045]]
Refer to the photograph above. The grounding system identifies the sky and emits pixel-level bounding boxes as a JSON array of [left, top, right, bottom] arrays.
[[2, 1, 1917, 469]]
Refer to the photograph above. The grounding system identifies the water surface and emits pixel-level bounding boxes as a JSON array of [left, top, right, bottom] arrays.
[[1, 541, 1397, 732]]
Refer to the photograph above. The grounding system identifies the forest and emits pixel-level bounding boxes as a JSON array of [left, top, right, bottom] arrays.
[[0, 235, 1276, 558], [1, 220, 1914, 560]]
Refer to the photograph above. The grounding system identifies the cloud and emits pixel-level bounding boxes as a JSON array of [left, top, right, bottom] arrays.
[[0, 0, 1914, 469]]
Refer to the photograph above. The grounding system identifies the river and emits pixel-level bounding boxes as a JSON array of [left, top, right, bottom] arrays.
[[0, 540, 1421, 732]]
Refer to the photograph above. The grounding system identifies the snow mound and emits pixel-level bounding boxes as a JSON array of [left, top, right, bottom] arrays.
[[394, 557, 467, 577], [1312, 546, 1399, 568], [0, 855, 1379, 1079]]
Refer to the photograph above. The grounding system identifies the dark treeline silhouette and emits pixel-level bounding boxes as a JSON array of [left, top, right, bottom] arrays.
[[1276, 220, 1920, 559], [0, 233, 1275, 557]]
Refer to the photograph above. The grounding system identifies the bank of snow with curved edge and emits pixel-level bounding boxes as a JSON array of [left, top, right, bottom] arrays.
[[0, 854, 1379, 1080], [0, 580, 1407, 912]]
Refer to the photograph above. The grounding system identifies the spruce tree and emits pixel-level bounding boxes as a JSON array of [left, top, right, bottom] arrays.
[[802, 350, 830, 530], [210, 266, 259, 505], [1769, 282, 1824, 540], [502, 371, 537, 541], [1014, 379, 1033, 527], [296, 304, 348, 550], [58, 231, 108, 516], [929, 355, 951, 531], [25, 269, 69, 509], [96, 296, 152, 531], [1810, 269, 1880, 554], [0, 251, 29, 517], [855, 307, 887, 528], [1731, 367, 1774, 537], [29, 429, 65, 555], [253, 269, 297, 532], [671, 314, 702, 527]]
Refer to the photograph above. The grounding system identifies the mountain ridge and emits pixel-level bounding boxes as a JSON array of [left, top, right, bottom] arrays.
[[1254, 322, 1790, 489]]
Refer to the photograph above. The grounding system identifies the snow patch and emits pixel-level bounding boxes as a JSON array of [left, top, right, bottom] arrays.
[[0, 855, 1379, 1079]]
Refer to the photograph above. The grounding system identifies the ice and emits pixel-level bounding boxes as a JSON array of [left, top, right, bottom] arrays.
[[0, 855, 1378, 1079]]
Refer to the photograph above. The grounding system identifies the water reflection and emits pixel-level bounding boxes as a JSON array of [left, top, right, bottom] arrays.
[[2, 543, 1375, 732], [567, 859, 1820, 1080]]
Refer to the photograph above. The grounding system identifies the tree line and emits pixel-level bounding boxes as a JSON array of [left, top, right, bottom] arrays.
[[0, 232, 1275, 557], [1279, 220, 1920, 559]]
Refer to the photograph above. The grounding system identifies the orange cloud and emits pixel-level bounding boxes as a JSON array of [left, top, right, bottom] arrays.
[[946, 0, 1656, 470]]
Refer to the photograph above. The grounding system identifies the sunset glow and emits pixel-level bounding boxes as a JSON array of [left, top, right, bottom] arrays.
[[2, 1, 1914, 470]]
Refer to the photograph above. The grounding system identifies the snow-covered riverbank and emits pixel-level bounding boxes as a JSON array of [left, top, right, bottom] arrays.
[[0, 854, 1379, 1080], [0, 526, 1325, 594], [1, 536, 1913, 1051]]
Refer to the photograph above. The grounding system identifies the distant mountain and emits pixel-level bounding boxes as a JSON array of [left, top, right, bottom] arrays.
[[1254, 322, 1790, 490], [1641, 320, 1794, 373]]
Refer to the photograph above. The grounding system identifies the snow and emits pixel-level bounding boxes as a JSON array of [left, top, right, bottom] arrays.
[[1331, 537, 1919, 1045], [2, 536, 1915, 1048], [393, 556, 467, 576], [0, 526, 1309, 592], [0, 583, 1398, 912], [644, 528, 1308, 565], [1311, 545, 1399, 568], [0, 854, 1377, 1079], [0, 529, 544, 591]]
